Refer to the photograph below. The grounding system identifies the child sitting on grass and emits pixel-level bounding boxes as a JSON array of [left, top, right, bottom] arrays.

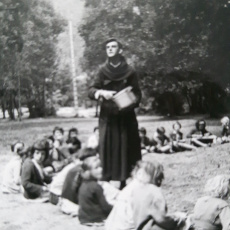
[[152, 127, 173, 153], [78, 154, 113, 225], [192, 175, 230, 230], [2, 141, 26, 194], [139, 127, 152, 155], [59, 148, 119, 217], [105, 160, 186, 230], [187, 119, 217, 147], [44, 127, 73, 173], [53, 126, 65, 149], [170, 121, 197, 152], [220, 116, 230, 143], [66, 127, 81, 152], [21, 139, 52, 199]]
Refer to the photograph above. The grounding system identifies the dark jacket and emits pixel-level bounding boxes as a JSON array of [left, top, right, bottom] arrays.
[[88, 57, 142, 181], [78, 180, 112, 224], [61, 165, 82, 204], [21, 159, 51, 199]]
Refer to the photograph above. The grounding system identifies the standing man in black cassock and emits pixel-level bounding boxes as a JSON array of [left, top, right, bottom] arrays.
[[88, 38, 142, 188]]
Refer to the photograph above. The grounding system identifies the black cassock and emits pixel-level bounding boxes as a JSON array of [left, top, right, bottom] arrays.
[[89, 57, 142, 181]]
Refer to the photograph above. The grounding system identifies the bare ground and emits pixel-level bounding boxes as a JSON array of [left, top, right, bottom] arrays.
[[0, 116, 229, 230]]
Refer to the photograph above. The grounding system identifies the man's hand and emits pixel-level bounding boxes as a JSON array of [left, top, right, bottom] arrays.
[[95, 90, 116, 100]]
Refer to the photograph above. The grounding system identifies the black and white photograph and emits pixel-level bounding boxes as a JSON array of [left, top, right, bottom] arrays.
[[0, 0, 230, 229]]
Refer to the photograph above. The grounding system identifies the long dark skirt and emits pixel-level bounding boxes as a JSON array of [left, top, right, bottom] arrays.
[[99, 112, 141, 181]]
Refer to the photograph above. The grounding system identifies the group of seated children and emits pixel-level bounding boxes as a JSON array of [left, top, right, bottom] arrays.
[[2, 122, 230, 230], [140, 116, 230, 154], [1, 126, 99, 198]]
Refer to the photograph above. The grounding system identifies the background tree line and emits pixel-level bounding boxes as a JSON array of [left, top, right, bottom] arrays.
[[1, 0, 230, 119], [79, 0, 230, 117], [0, 0, 75, 119]]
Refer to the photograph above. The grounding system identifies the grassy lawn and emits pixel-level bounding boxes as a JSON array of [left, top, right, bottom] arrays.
[[0, 115, 229, 230]]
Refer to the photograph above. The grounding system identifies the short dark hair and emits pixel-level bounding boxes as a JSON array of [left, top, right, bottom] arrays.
[[104, 38, 123, 50], [157, 127, 165, 135], [53, 126, 64, 135], [139, 127, 147, 135], [68, 127, 78, 136], [30, 139, 51, 159], [196, 119, 206, 129], [78, 148, 97, 161], [47, 135, 54, 143]]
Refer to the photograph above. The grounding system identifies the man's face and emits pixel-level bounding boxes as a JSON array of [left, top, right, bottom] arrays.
[[106, 41, 120, 58]]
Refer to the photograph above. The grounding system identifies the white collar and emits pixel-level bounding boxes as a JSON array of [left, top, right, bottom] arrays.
[[32, 159, 44, 180], [109, 61, 121, 68]]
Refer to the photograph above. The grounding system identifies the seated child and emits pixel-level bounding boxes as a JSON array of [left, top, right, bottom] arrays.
[[21, 139, 52, 199], [105, 160, 186, 230], [48, 138, 84, 205], [2, 141, 26, 194], [220, 116, 230, 143], [44, 128, 72, 173], [152, 127, 173, 153], [53, 126, 65, 149], [170, 122, 197, 152], [187, 119, 217, 147], [139, 127, 152, 155], [191, 175, 230, 230], [60, 148, 98, 215], [49, 157, 81, 206], [78, 154, 113, 224], [60, 148, 119, 217], [87, 127, 99, 151], [66, 127, 81, 151]]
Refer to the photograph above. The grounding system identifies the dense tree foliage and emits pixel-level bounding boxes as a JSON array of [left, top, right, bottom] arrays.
[[0, 0, 67, 118], [79, 0, 230, 116]]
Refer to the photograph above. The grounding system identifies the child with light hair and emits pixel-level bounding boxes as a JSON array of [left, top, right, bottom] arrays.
[[78, 154, 113, 225], [192, 175, 230, 230], [105, 160, 186, 230], [2, 141, 26, 194], [220, 116, 230, 143], [59, 148, 119, 217]]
